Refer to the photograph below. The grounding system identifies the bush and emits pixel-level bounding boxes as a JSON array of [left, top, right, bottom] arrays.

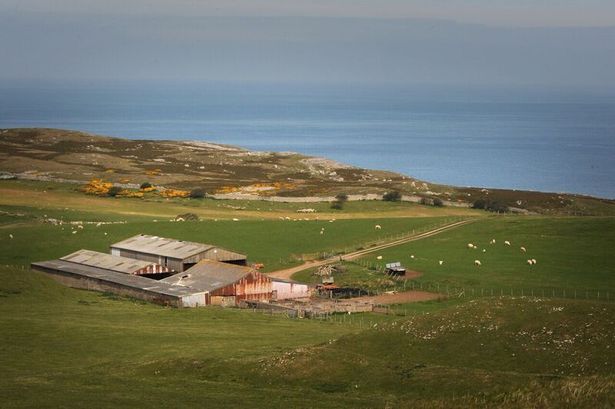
[[189, 188, 206, 199], [330, 201, 344, 210], [382, 191, 402, 202], [140, 182, 152, 189], [335, 193, 348, 202], [433, 198, 444, 207], [107, 186, 123, 197], [473, 198, 508, 213]]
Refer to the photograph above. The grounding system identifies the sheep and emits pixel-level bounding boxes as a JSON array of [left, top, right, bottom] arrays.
[[527, 259, 533, 265], [77, 225, 84, 229], [482, 249, 486, 253], [410, 255, 415, 259], [531, 259, 537, 265], [232, 218, 239, 222], [473, 244, 478, 249], [9, 234, 13, 239], [474, 260, 482, 266], [490, 239, 496, 244], [104, 232, 108, 236], [376, 256, 383, 260], [72, 230, 77, 234], [520, 246, 526, 252], [439, 260, 444, 265], [320, 230, 324, 235], [504, 240, 511, 246], [375, 224, 382, 230], [467, 243, 474, 249]]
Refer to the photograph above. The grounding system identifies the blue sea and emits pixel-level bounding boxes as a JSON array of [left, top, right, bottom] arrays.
[[1, 81, 614, 199]]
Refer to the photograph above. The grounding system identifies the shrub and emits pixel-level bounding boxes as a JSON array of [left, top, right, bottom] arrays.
[[473, 198, 508, 213], [383, 191, 402, 202], [107, 186, 123, 197], [335, 193, 348, 202], [330, 201, 344, 210], [433, 198, 444, 207], [189, 188, 206, 199], [140, 182, 152, 189]]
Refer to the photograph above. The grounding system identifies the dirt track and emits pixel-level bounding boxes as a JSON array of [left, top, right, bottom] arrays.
[[267, 218, 475, 280]]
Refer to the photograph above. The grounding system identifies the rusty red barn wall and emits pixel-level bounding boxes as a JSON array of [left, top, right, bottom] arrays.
[[210, 271, 272, 304]]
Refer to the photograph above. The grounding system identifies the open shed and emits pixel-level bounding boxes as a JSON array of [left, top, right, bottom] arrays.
[[110, 234, 247, 272]]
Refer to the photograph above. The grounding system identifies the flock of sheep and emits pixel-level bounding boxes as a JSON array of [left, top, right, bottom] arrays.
[[371, 224, 538, 268]]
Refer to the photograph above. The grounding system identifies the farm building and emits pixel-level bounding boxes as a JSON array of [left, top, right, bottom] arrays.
[[60, 249, 170, 277], [271, 278, 311, 300], [161, 260, 272, 306], [110, 234, 247, 272], [31, 259, 208, 307]]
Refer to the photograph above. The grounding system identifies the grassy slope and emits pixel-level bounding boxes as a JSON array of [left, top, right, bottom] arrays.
[[2, 269, 613, 408], [294, 217, 615, 292]]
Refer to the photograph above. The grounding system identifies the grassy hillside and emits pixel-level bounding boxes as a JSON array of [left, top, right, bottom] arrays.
[[1, 268, 613, 408]]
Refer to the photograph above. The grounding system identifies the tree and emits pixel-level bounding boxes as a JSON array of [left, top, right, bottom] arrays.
[[433, 198, 444, 207], [331, 192, 348, 210], [140, 182, 152, 189], [382, 191, 402, 202], [189, 188, 206, 199]]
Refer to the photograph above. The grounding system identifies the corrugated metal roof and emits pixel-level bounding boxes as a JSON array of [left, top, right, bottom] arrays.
[[31, 260, 204, 298], [60, 249, 159, 274], [110, 234, 246, 260], [161, 260, 262, 292]]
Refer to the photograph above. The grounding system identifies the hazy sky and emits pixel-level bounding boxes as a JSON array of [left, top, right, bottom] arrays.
[[1, 0, 614, 86]]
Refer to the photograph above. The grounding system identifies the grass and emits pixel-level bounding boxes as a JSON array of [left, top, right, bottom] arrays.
[[2, 268, 613, 408], [0, 207, 459, 271], [1, 179, 614, 408], [305, 216, 615, 294]]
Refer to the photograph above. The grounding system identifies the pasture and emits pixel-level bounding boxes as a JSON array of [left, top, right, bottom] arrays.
[[1, 179, 614, 408], [295, 217, 615, 295]]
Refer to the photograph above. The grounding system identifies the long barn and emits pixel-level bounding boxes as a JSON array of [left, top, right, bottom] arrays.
[[161, 260, 272, 306], [110, 234, 247, 272]]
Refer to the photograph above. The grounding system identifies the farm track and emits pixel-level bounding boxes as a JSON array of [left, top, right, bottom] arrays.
[[267, 218, 477, 280]]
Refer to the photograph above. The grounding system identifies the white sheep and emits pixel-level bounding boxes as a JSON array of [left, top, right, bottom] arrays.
[[520, 246, 526, 252], [467, 243, 474, 249], [504, 240, 511, 246], [9, 234, 14, 239], [439, 260, 444, 265], [376, 256, 383, 260], [410, 255, 415, 259], [232, 218, 239, 222], [527, 259, 533, 265], [473, 244, 478, 249], [531, 259, 537, 265], [490, 239, 496, 244], [72, 231, 77, 234], [77, 225, 84, 229], [482, 249, 486, 253], [104, 232, 108, 236], [320, 230, 324, 235], [474, 260, 482, 266], [375, 224, 382, 230]]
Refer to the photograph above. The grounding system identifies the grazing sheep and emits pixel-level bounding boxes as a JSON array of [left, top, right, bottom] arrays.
[[504, 240, 511, 246], [376, 256, 383, 260], [410, 255, 415, 259], [72, 231, 77, 234], [467, 243, 474, 249], [104, 232, 108, 235], [320, 230, 324, 235], [520, 246, 526, 252], [527, 259, 533, 265], [232, 218, 239, 222], [9, 234, 13, 239], [482, 249, 486, 253], [474, 260, 482, 266], [375, 224, 382, 230], [490, 239, 496, 244], [531, 259, 537, 265], [439, 260, 444, 265], [473, 244, 478, 249], [77, 225, 84, 229]]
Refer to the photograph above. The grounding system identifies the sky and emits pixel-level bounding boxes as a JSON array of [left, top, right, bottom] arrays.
[[1, 0, 614, 86]]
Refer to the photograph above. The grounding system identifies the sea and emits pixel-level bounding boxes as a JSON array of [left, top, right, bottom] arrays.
[[1, 81, 614, 199]]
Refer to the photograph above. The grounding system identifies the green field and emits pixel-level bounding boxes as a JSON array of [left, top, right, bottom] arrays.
[[1, 181, 615, 408], [293, 217, 615, 295]]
